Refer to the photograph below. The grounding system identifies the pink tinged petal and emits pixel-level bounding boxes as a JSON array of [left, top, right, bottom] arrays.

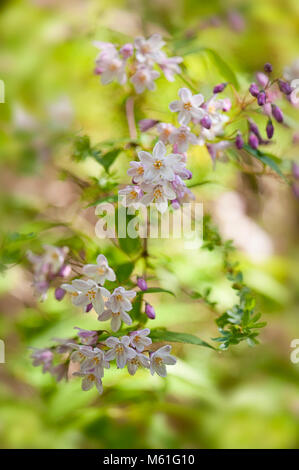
[[127, 361, 138, 376], [169, 100, 181, 112], [121, 311, 133, 326], [95, 379, 103, 394], [106, 268, 116, 282], [178, 110, 191, 125], [121, 336, 131, 346], [72, 279, 89, 291], [125, 290, 136, 299], [105, 349, 116, 361], [138, 150, 153, 164], [126, 347, 137, 360], [82, 376, 94, 391], [96, 254, 107, 264], [92, 291, 105, 315], [163, 355, 177, 365], [155, 362, 167, 377], [82, 265, 98, 276], [98, 309, 112, 321], [179, 87, 192, 102], [111, 315, 121, 332], [105, 336, 119, 347], [74, 293, 89, 307], [153, 140, 166, 159], [191, 93, 204, 107], [116, 351, 127, 369], [190, 108, 204, 119]]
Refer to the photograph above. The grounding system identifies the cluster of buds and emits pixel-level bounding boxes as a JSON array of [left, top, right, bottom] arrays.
[[27, 245, 71, 300], [93, 34, 183, 94]]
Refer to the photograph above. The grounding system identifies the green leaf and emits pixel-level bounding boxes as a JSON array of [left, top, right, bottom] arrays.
[[136, 287, 175, 297], [93, 148, 122, 173], [243, 144, 288, 181], [182, 47, 239, 89], [150, 328, 215, 349], [116, 262, 134, 283], [86, 194, 118, 208]]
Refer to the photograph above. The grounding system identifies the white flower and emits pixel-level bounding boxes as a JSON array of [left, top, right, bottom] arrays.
[[105, 336, 136, 369], [141, 182, 176, 213], [130, 328, 152, 352], [127, 352, 150, 375], [27, 245, 68, 277], [106, 286, 136, 313], [127, 161, 145, 184], [156, 123, 175, 144], [158, 55, 183, 81], [98, 308, 133, 332], [131, 65, 160, 94], [169, 87, 204, 125], [150, 345, 177, 377], [82, 254, 116, 285], [73, 370, 103, 394], [138, 141, 186, 184], [80, 347, 110, 378], [61, 279, 110, 315], [169, 125, 198, 152], [94, 42, 127, 85], [118, 185, 143, 207], [134, 34, 165, 64], [68, 344, 93, 363]]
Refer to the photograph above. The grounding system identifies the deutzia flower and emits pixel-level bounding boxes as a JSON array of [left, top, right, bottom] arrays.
[[105, 336, 136, 369], [127, 352, 150, 376], [61, 279, 110, 315], [158, 55, 183, 82], [127, 161, 145, 184], [131, 65, 160, 94], [82, 254, 116, 285], [98, 308, 133, 332], [150, 345, 177, 377], [93, 42, 127, 85], [118, 185, 143, 207], [130, 328, 152, 352], [169, 125, 198, 153], [105, 286, 136, 313], [169, 88, 204, 125], [156, 123, 175, 144], [30, 348, 53, 373], [134, 34, 165, 64], [68, 344, 93, 363], [141, 182, 176, 213], [80, 347, 110, 378], [74, 327, 98, 346], [138, 141, 186, 184], [73, 370, 103, 394]]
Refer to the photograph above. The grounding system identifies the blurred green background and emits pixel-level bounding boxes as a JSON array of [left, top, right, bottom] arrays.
[[0, 0, 299, 449]]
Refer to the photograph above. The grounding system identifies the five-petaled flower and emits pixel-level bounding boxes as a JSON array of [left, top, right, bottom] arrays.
[[82, 254, 116, 285], [150, 345, 177, 377], [80, 347, 110, 378], [106, 286, 136, 313], [98, 308, 133, 332], [127, 352, 150, 376], [130, 328, 152, 352], [61, 279, 110, 315], [105, 336, 136, 369], [169, 87, 204, 125], [138, 141, 186, 184], [73, 370, 103, 394]]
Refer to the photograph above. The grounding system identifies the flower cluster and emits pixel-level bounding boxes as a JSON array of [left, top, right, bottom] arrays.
[[124, 85, 231, 212], [30, 253, 177, 393], [27, 245, 70, 300], [93, 34, 182, 93]]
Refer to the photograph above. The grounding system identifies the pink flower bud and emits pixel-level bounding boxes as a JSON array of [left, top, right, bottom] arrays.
[[85, 303, 93, 313], [145, 303, 155, 319], [235, 133, 244, 149], [137, 277, 148, 291], [55, 287, 66, 301]]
